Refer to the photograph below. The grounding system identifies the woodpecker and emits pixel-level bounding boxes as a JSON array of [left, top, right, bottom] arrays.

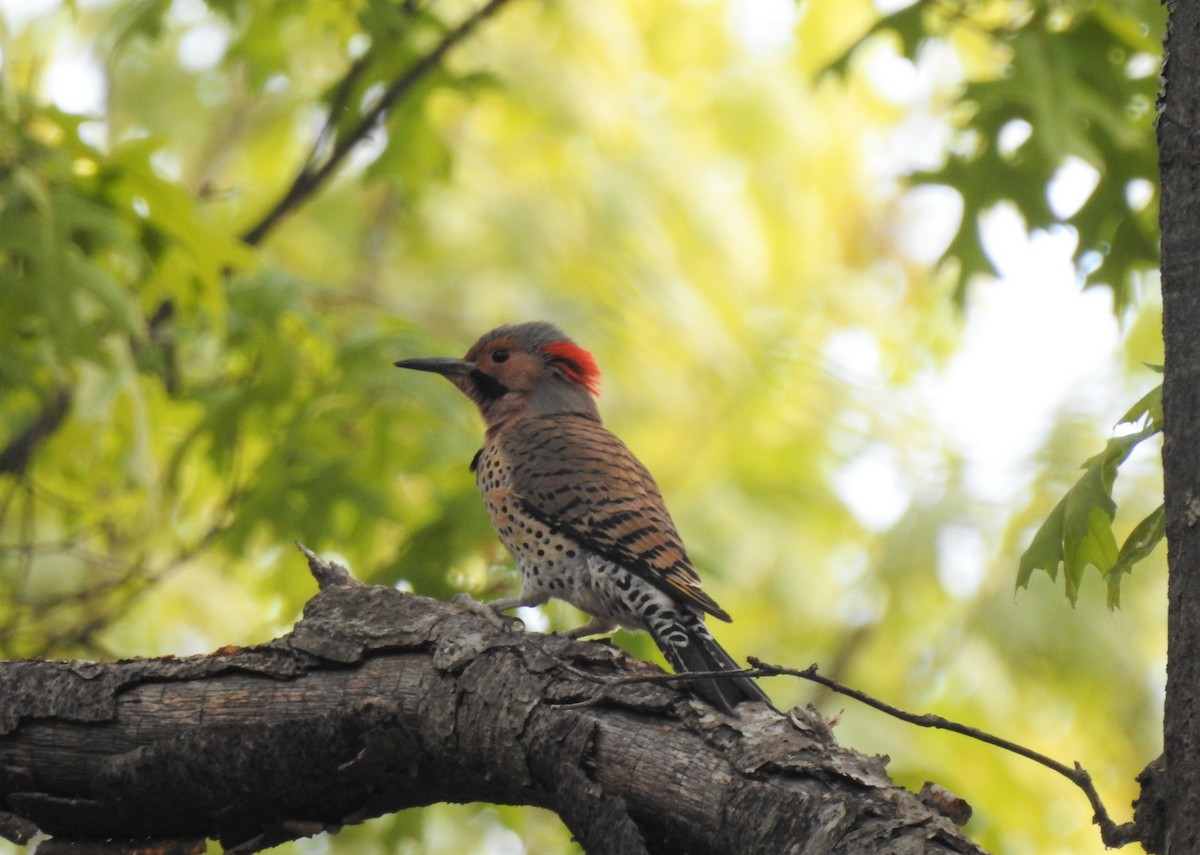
[[395, 322, 768, 712]]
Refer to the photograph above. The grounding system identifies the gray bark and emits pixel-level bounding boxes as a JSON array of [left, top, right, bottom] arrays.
[[1160, 0, 1200, 852], [0, 555, 985, 855]]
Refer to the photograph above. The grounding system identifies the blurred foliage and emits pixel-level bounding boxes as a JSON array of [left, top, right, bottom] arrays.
[[833, 0, 1163, 311], [0, 1, 1166, 854], [833, 0, 1167, 605]]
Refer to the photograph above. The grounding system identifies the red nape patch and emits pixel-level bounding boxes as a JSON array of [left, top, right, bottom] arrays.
[[542, 341, 602, 396]]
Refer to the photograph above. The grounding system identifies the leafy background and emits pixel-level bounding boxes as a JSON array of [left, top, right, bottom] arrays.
[[0, 0, 1166, 853]]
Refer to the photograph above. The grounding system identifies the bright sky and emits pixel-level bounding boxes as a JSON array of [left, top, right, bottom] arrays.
[[823, 217, 1124, 595]]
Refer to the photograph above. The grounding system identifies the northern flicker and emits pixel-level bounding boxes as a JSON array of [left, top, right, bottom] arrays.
[[395, 322, 768, 712]]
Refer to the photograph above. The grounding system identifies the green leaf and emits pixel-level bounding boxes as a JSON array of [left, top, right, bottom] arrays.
[[1017, 424, 1157, 605], [1117, 382, 1162, 430], [1063, 504, 1119, 603], [1018, 498, 1067, 585], [70, 257, 145, 341], [1106, 504, 1165, 607]]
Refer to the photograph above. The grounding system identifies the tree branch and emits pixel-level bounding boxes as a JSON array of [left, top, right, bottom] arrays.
[[1159, 1, 1200, 852], [0, 389, 70, 476], [240, 0, 516, 247], [0, 548, 987, 855]]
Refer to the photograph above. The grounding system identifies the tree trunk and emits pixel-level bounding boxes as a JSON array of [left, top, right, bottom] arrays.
[[0, 553, 984, 855], [1160, 0, 1200, 851]]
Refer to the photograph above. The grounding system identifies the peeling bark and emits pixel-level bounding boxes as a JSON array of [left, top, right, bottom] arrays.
[[0, 555, 986, 854]]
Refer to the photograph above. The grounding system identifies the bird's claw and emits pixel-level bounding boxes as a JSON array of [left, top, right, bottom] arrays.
[[452, 593, 525, 631]]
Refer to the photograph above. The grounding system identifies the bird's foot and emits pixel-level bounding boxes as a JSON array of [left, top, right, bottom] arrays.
[[563, 616, 620, 639], [452, 593, 526, 631]]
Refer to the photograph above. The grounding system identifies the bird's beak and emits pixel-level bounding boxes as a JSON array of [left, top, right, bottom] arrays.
[[393, 357, 475, 377]]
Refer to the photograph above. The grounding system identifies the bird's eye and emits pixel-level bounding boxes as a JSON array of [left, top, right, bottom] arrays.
[[491, 348, 510, 363]]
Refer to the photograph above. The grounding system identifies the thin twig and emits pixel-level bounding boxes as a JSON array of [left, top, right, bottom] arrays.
[[744, 658, 1142, 849], [240, 0, 517, 246]]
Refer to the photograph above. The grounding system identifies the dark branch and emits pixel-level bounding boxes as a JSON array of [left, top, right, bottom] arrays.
[[296, 542, 361, 590], [0, 390, 70, 476], [0, 555, 987, 855], [240, 0, 516, 246]]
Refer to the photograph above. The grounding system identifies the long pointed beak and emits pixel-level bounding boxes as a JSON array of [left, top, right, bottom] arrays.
[[393, 356, 475, 377]]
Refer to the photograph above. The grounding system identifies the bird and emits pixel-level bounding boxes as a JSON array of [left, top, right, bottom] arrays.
[[395, 321, 768, 713]]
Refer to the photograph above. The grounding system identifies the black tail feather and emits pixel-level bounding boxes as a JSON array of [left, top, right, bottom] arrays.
[[651, 619, 771, 714]]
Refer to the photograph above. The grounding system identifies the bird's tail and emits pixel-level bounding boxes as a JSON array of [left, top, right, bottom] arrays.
[[649, 613, 771, 714]]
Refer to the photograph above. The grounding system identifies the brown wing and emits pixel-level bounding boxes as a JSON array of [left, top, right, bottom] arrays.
[[498, 414, 731, 621]]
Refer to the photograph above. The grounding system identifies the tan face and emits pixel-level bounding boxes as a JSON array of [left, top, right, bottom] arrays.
[[462, 336, 547, 398]]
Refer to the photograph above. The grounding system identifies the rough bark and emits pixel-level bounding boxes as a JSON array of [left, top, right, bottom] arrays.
[[0, 554, 985, 855], [1160, 0, 1200, 852]]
